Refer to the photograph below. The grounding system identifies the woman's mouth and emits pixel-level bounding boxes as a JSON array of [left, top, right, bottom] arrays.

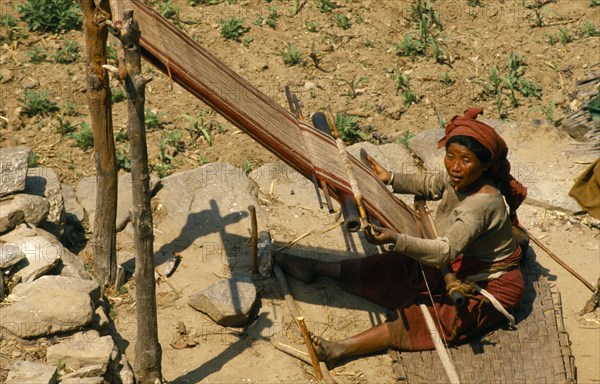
[[450, 175, 462, 183]]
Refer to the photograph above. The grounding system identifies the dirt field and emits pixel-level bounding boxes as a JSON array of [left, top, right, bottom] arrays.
[[1, 0, 599, 382]]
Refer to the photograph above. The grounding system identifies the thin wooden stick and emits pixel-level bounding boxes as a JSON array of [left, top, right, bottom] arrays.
[[248, 205, 258, 275], [525, 228, 595, 292], [274, 342, 310, 364], [298, 316, 323, 381], [419, 304, 461, 384], [272, 263, 338, 384]]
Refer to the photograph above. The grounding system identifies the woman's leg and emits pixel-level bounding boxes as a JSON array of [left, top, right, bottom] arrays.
[[310, 323, 392, 369], [274, 252, 341, 283]]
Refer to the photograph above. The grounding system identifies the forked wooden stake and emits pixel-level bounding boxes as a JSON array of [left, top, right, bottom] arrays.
[[297, 316, 323, 381]]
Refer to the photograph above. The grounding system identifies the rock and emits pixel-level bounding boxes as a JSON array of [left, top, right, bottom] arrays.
[[1, 224, 92, 281], [257, 230, 273, 278], [77, 172, 161, 232], [154, 163, 262, 258], [92, 305, 109, 332], [0, 241, 25, 269], [25, 167, 65, 236], [5, 360, 58, 384], [21, 78, 39, 89], [46, 330, 114, 375], [1, 276, 96, 337], [0, 208, 24, 234], [0, 194, 50, 230], [250, 162, 323, 212], [0, 146, 31, 197], [62, 182, 85, 223], [188, 275, 259, 326], [7, 235, 61, 282]]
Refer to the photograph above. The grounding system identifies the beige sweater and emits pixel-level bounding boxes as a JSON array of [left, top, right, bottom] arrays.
[[391, 170, 516, 266]]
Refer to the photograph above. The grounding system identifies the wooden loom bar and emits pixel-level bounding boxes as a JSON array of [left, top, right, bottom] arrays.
[[111, 0, 423, 238]]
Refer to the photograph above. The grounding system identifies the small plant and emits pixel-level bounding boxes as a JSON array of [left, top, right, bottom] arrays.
[[558, 28, 572, 44], [182, 113, 213, 145], [28, 151, 39, 167], [340, 75, 368, 99], [17, 0, 82, 33], [281, 43, 302, 66], [242, 159, 252, 175], [395, 130, 415, 148], [145, 109, 166, 130], [53, 40, 80, 64], [106, 42, 118, 63], [218, 17, 249, 41], [467, 0, 482, 6], [305, 21, 318, 32], [394, 71, 418, 107], [316, 0, 338, 13], [290, 0, 301, 16], [440, 72, 454, 87], [26, 46, 47, 63], [545, 32, 559, 45], [395, 33, 425, 57], [364, 37, 374, 48], [70, 122, 94, 150], [158, 0, 186, 29], [266, 7, 278, 29], [242, 37, 253, 47], [116, 144, 131, 171], [163, 130, 184, 149], [115, 128, 128, 142], [54, 113, 77, 136], [579, 21, 600, 37], [334, 113, 363, 144], [524, 0, 556, 28], [111, 87, 126, 104], [592, 0, 600, 6], [527, 101, 556, 124], [334, 14, 351, 30], [18, 89, 59, 117], [153, 136, 176, 178], [0, 13, 25, 43], [63, 100, 81, 116]]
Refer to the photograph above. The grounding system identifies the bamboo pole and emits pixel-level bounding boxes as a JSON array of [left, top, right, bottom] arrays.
[[419, 304, 461, 384]]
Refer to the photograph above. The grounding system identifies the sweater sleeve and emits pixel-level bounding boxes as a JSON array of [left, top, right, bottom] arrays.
[[390, 170, 446, 200], [393, 195, 489, 266]]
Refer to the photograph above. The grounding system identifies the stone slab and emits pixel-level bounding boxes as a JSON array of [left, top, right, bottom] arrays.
[[1, 276, 96, 337], [46, 330, 114, 373], [5, 360, 58, 384], [25, 167, 65, 236], [0, 146, 30, 197]]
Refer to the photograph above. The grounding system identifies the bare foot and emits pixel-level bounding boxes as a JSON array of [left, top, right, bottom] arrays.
[[274, 253, 317, 283], [309, 332, 343, 370]]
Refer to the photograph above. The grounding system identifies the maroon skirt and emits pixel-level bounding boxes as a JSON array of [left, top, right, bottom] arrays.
[[339, 246, 524, 350]]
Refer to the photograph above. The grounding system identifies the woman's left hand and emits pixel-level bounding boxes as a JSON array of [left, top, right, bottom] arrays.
[[365, 224, 398, 245]]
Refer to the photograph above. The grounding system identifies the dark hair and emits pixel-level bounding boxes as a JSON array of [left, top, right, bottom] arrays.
[[445, 135, 492, 165]]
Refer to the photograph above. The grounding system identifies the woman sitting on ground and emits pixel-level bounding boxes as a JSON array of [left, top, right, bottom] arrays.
[[275, 107, 528, 369]]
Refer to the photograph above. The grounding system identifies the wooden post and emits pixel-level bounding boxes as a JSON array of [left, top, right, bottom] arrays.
[[81, 0, 118, 286], [108, 9, 162, 382]]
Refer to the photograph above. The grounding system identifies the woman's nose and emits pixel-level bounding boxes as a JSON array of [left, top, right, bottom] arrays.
[[450, 160, 460, 171]]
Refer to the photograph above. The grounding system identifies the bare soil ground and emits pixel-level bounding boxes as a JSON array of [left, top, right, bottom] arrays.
[[1, 0, 599, 382]]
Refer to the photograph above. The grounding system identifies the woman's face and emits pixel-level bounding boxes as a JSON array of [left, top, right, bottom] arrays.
[[444, 143, 487, 191]]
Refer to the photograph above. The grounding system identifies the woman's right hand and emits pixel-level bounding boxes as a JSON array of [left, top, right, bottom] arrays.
[[365, 154, 393, 184]]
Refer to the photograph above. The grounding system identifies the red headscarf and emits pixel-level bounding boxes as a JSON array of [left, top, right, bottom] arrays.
[[437, 107, 527, 224]]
